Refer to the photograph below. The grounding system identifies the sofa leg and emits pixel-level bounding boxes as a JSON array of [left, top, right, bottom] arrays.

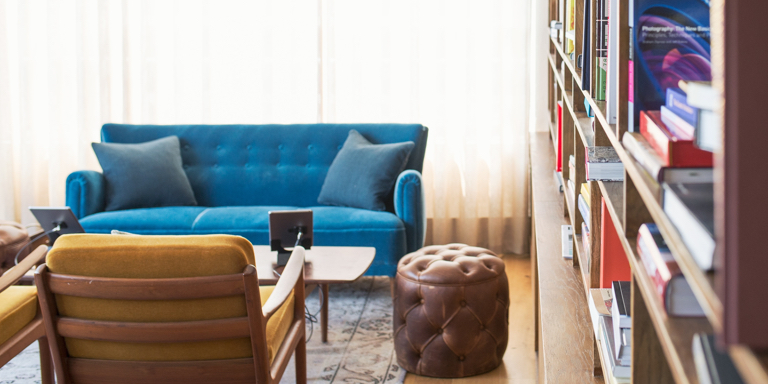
[[295, 334, 307, 384]]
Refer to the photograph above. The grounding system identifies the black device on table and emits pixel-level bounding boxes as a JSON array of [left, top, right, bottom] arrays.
[[269, 209, 313, 267], [29, 206, 85, 246]]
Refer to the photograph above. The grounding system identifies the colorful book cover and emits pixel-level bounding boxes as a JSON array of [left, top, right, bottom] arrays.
[[632, 0, 712, 131], [665, 87, 699, 127]]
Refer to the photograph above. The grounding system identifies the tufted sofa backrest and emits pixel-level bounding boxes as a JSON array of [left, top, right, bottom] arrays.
[[101, 123, 428, 210]]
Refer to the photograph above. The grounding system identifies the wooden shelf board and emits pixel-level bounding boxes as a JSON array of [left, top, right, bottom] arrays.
[[550, 36, 583, 88], [531, 131, 604, 384], [561, 90, 595, 150], [730, 347, 768, 384]]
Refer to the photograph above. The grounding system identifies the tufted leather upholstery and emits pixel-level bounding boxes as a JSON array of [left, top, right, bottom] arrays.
[[0, 221, 31, 274], [393, 244, 509, 378]]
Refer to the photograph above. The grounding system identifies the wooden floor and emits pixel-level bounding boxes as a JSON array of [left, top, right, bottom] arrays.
[[404, 254, 538, 384]]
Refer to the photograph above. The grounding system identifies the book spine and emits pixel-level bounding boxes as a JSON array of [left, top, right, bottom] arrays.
[[578, 195, 591, 230], [627, 0, 634, 131], [665, 88, 699, 127], [641, 111, 714, 167], [661, 105, 696, 139], [622, 132, 663, 180], [557, 101, 563, 172], [640, 111, 672, 166]]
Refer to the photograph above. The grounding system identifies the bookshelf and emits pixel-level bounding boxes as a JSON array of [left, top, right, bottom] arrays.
[[532, 0, 768, 383]]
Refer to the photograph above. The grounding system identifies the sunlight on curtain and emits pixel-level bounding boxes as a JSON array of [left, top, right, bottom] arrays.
[[0, 0, 532, 254], [322, 0, 532, 254], [0, 0, 318, 224]]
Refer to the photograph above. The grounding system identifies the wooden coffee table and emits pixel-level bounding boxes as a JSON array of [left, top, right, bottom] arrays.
[[253, 246, 375, 342]]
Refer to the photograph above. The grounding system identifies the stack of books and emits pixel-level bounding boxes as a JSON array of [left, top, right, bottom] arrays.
[[586, 147, 623, 181], [693, 334, 745, 384], [590, 281, 631, 383], [637, 223, 705, 316], [622, 106, 713, 184], [680, 81, 721, 153], [662, 182, 715, 271]]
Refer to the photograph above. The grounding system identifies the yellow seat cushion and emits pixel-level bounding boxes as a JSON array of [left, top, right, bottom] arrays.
[[46, 234, 295, 362], [0, 286, 38, 346]]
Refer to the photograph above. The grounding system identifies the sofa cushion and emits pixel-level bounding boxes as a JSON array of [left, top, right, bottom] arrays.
[[79, 206, 408, 276], [93, 136, 198, 211], [0, 286, 38, 346], [317, 130, 414, 211], [79, 207, 208, 234]]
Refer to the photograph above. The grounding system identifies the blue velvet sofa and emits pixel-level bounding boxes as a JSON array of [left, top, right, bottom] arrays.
[[65, 124, 428, 276]]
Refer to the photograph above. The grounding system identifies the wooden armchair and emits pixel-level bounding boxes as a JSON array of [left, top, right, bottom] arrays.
[[0, 244, 54, 383], [34, 234, 306, 384]]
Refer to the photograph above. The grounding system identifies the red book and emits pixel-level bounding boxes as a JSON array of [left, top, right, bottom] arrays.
[[557, 101, 563, 172], [639, 110, 713, 167], [636, 223, 704, 316], [600, 198, 631, 288]]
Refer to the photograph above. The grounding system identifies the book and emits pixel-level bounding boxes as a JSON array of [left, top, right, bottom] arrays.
[[605, 0, 619, 124], [693, 334, 745, 384], [627, 0, 634, 131], [595, 0, 608, 101], [600, 316, 631, 379], [557, 101, 563, 171], [661, 105, 696, 139], [565, 0, 575, 54], [586, 146, 624, 181], [696, 109, 721, 153], [640, 110, 713, 167], [582, 221, 591, 264], [562, 224, 573, 259], [682, 81, 719, 111], [631, 0, 712, 131], [666, 87, 699, 127], [580, 0, 591, 91], [612, 280, 631, 326], [580, 183, 590, 204], [622, 132, 713, 183], [600, 198, 631, 288], [637, 223, 705, 316], [662, 182, 715, 270], [589, 288, 613, 339], [578, 195, 591, 231], [569, 154, 576, 185]]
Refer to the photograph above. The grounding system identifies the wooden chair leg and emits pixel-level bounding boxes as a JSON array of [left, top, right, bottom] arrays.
[[295, 335, 307, 384], [38, 337, 54, 384]]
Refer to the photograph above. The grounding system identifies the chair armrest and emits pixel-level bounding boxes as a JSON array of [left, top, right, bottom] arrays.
[[394, 170, 426, 253], [0, 245, 47, 292], [262, 246, 305, 320], [66, 171, 106, 219]]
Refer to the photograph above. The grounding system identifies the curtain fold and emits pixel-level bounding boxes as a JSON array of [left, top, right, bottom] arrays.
[[0, 0, 532, 254]]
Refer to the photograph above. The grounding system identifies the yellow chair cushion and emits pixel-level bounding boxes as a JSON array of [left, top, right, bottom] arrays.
[[0, 286, 38, 346], [46, 234, 294, 362]]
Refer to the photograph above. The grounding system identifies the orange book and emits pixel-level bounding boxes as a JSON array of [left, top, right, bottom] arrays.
[[600, 198, 631, 288]]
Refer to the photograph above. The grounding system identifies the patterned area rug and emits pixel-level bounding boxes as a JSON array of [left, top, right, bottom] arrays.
[[0, 276, 404, 384]]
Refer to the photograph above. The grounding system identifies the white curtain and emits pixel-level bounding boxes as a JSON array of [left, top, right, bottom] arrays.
[[0, 0, 533, 254]]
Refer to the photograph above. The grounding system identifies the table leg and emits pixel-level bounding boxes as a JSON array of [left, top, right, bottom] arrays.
[[320, 284, 329, 343]]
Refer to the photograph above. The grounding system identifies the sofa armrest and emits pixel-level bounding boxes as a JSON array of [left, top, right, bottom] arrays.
[[394, 170, 426, 254], [65, 171, 106, 219]]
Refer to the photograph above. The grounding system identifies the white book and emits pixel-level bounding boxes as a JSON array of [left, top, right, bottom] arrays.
[[605, 0, 619, 124], [696, 109, 721, 153]]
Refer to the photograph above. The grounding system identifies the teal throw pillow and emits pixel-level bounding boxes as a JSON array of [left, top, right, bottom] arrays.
[[318, 130, 415, 211], [92, 136, 197, 211]]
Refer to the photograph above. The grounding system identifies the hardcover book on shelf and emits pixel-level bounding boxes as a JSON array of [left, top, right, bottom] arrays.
[[582, 222, 591, 263], [565, 0, 575, 54], [557, 101, 563, 172], [630, 0, 712, 131], [554, 171, 564, 193], [568, 155, 576, 185], [604, 0, 619, 124], [666, 87, 698, 127], [693, 334, 745, 384], [662, 182, 715, 270], [580, 0, 591, 91], [578, 194, 591, 231], [611, 280, 632, 357], [586, 146, 624, 181], [580, 182, 590, 204], [661, 105, 695, 139], [640, 110, 713, 167], [637, 223, 705, 316], [595, 0, 608, 101], [622, 132, 713, 183], [589, 288, 612, 339], [600, 316, 631, 379], [600, 198, 631, 288], [680, 81, 722, 153]]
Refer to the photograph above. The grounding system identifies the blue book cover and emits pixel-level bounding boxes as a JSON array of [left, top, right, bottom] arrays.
[[665, 87, 699, 127], [632, 0, 711, 131]]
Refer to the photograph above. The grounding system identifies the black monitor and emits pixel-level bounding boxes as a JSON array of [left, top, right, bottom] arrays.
[[269, 209, 312, 266], [29, 206, 85, 245]]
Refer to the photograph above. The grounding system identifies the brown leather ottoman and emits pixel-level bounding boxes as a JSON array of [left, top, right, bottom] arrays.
[[393, 244, 509, 378], [0, 221, 31, 275]]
